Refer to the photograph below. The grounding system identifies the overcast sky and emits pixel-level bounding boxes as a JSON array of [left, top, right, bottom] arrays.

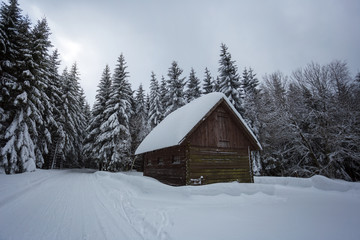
[[19, 0, 360, 106]]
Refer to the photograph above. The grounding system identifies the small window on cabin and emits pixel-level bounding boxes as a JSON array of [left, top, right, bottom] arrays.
[[172, 155, 181, 164], [218, 140, 230, 148], [157, 157, 164, 165]]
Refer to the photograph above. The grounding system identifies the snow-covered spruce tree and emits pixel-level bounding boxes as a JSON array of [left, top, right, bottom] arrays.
[[0, 0, 38, 173], [83, 65, 112, 169], [78, 87, 90, 167], [164, 61, 187, 116], [79, 88, 91, 124], [70, 64, 87, 167], [241, 67, 261, 135], [0, 18, 5, 169], [159, 75, 168, 117], [46, 49, 65, 169], [57, 68, 73, 168], [242, 67, 260, 97], [0, 0, 21, 173], [202, 67, 214, 94], [29, 18, 55, 169], [58, 64, 84, 168], [148, 72, 163, 129], [186, 68, 201, 102], [98, 54, 133, 171], [218, 43, 243, 113], [130, 84, 149, 156], [214, 76, 221, 92], [241, 67, 262, 175], [145, 93, 150, 115], [355, 72, 360, 84]]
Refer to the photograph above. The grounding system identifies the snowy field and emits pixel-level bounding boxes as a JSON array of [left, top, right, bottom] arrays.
[[0, 169, 359, 240]]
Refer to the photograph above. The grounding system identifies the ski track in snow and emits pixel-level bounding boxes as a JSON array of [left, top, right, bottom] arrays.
[[0, 169, 360, 240], [0, 170, 171, 240], [0, 171, 53, 209]]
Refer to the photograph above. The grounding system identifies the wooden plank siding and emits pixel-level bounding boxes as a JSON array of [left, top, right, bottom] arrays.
[[184, 101, 255, 185], [187, 146, 253, 185], [187, 102, 256, 150], [143, 145, 187, 186]]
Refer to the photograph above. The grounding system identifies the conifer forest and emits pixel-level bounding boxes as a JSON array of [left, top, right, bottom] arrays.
[[1, 0, 359, 181]]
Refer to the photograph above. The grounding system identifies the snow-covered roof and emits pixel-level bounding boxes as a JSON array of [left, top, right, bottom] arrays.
[[135, 92, 262, 155]]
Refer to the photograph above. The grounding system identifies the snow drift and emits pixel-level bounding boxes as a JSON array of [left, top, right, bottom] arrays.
[[0, 169, 359, 240]]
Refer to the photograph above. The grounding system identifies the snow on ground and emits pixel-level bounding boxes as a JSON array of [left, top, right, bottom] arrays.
[[0, 169, 359, 240]]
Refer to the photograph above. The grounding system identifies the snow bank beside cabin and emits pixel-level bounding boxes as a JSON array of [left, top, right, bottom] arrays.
[[255, 175, 360, 192], [0, 170, 359, 240]]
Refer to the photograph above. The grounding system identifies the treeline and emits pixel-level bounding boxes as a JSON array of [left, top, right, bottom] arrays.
[[1, 0, 359, 181], [259, 64, 360, 181], [65, 43, 360, 181], [82, 43, 261, 171]]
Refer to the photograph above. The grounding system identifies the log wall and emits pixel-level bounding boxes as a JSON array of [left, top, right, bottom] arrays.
[[141, 100, 257, 186], [143, 145, 187, 186], [187, 146, 253, 184]]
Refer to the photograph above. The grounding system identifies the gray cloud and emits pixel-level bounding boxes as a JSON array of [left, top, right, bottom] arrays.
[[20, 0, 360, 106]]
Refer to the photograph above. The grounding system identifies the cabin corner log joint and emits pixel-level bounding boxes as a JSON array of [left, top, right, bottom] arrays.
[[135, 92, 262, 186]]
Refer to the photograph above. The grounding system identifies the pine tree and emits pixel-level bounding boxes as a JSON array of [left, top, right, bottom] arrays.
[[218, 43, 243, 113], [83, 65, 112, 169], [46, 49, 65, 169], [77, 87, 89, 167], [214, 76, 221, 92], [70, 64, 87, 167], [130, 84, 149, 155], [98, 54, 133, 171], [159, 75, 168, 117], [58, 64, 84, 168], [148, 72, 163, 129], [241, 67, 261, 174], [145, 93, 150, 120], [242, 67, 260, 96], [0, 19, 4, 58], [29, 18, 54, 168], [241, 67, 261, 131], [356, 72, 360, 83], [0, 0, 37, 173], [202, 67, 214, 94], [186, 68, 201, 102], [164, 61, 186, 116]]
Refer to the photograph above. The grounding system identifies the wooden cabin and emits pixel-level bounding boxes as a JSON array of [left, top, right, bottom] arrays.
[[135, 92, 262, 186]]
